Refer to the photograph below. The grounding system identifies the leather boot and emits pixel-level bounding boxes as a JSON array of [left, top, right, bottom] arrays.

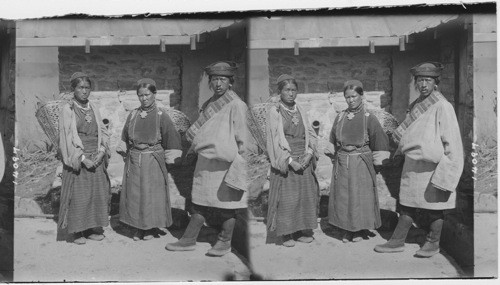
[[165, 213, 205, 251], [415, 219, 443, 258], [207, 218, 235, 257], [374, 214, 413, 253]]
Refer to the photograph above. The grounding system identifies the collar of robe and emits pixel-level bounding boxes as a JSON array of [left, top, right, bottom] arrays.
[[346, 102, 364, 120], [139, 103, 157, 119]]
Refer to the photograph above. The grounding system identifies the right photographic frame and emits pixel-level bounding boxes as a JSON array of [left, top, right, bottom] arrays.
[[245, 5, 497, 280]]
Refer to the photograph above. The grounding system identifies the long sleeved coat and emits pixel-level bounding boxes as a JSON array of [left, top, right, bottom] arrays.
[[398, 92, 464, 210], [58, 100, 110, 170], [265, 103, 318, 174]]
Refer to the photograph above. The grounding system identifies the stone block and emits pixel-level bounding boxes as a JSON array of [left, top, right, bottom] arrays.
[[307, 82, 328, 93], [51, 164, 63, 189], [72, 55, 87, 63], [299, 57, 315, 65], [14, 196, 43, 216], [474, 192, 497, 213], [281, 57, 298, 66]]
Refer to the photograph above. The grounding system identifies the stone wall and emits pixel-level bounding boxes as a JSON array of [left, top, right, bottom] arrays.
[[59, 46, 184, 109], [268, 47, 393, 97]]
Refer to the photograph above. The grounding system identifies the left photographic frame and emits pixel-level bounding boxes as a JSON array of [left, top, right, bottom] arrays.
[[13, 17, 251, 282], [0, 19, 15, 282]]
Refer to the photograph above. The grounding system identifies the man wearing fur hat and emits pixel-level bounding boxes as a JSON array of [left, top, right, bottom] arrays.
[[374, 62, 464, 257], [166, 61, 249, 257]]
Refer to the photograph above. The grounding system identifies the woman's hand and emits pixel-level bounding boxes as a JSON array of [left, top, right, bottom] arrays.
[[324, 144, 336, 159], [289, 160, 303, 172], [82, 158, 95, 169], [92, 151, 105, 167], [299, 153, 313, 169]]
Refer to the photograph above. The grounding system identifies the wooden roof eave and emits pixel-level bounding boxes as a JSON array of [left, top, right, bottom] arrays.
[[248, 36, 414, 50], [16, 35, 192, 47]]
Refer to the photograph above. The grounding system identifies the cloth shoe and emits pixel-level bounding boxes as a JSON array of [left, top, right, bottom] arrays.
[[207, 218, 235, 256], [165, 213, 205, 251], [297, 236, 314, 243], [133, 229, 143, 241], [87, 234, 105, 241], [296, 231, 314, 243], [342, 231, 353, 243], [415, 219, 443, 258], [374, 214, 413, 253], [352, 231, 364, 242], [143, 229, 154, 241], [282, 234, 296, 247], [73, 232, 86, 245]]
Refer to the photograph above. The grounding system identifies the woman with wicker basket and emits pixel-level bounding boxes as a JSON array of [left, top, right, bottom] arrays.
[[265, 74, 320, 247], [165, 61, 249, 257], [118, 78, 182, 241], [57, 72, 111, 245], [325, 80, 390, 243]]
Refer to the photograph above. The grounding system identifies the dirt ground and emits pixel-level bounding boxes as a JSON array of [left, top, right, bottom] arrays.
[[14, 216, 251, 282], [11, 212, 498, 282], [474, 213, 498, 278], [249, 218, 466, 280]]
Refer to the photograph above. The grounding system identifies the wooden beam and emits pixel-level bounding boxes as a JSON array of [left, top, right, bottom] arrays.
[[190, 35, 196, 50], [85, 39, 90, 53], [160, 38, 166, 52], [16, 35, 191, 47], [399, 36, 405, 51], [248, 37, 401, 49], [473, 33, 497, 43]]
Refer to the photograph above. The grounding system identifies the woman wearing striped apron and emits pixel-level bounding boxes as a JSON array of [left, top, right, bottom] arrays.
[[265, 74, 320, 247], [58, 72, 111, 245]]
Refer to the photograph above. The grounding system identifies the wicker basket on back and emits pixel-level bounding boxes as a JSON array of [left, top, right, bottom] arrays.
[[245, 102, 401, 199], [246, 102, 275, 199], [247, 102, 276, 153], [35, 100, 71, 149], [35, 100, 193, 148]]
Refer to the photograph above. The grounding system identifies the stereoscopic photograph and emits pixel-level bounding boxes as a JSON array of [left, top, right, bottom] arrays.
[[0, 0, 497, 283]]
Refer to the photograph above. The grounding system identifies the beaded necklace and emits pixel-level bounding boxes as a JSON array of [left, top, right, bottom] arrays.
[[139, 103, 157, 119], [73, 100, 93, 123], [279, 101, 299, 126], [346, 103, 364, 120]]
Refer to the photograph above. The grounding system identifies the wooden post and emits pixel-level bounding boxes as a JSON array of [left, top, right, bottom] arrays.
[[294, 41, 299, 56], [399, 36, 405, 51], [190, 35, 196, 50], [160, 38, 166, 52], [85, 39, 90, 53], [369, 40, 375, 54]]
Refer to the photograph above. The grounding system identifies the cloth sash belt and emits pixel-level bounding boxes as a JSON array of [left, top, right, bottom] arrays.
[[334, 146, 376, 187], [185, 91, 238, 143], [392, 91, 444, 144]]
